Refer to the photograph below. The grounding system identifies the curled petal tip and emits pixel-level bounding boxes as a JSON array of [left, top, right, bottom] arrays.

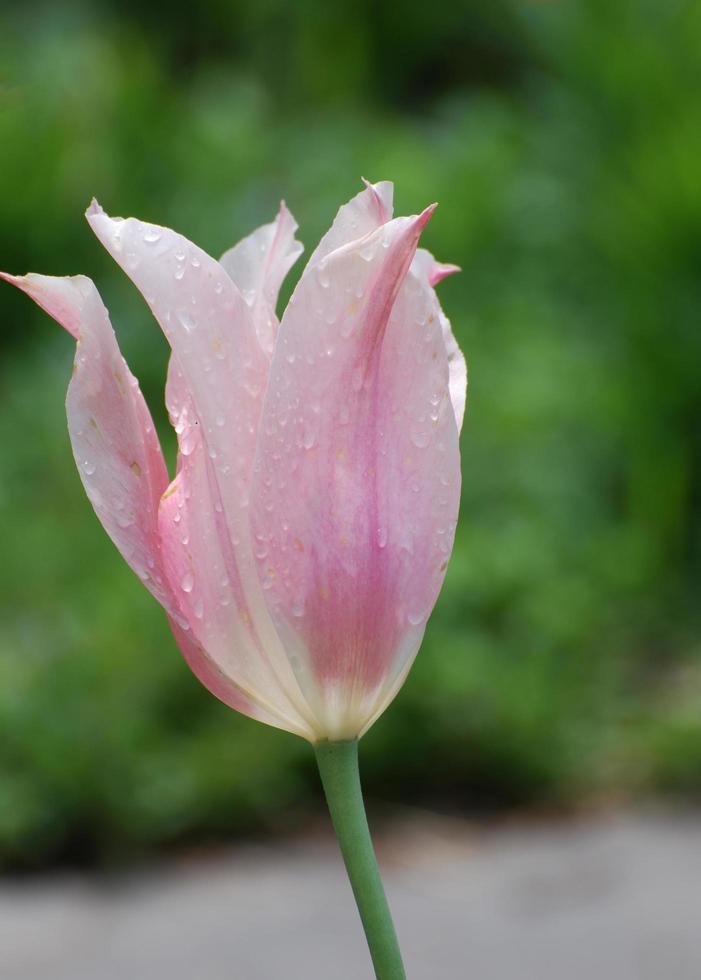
[[430, 262, 461, 287], [361, 177, 393, 224]]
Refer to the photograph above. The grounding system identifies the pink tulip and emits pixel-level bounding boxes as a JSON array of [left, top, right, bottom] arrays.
[[1, 180, 465, 744]]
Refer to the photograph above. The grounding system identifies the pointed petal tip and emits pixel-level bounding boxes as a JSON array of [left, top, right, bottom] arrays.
[[411, 203, 438, 241], [277, 198, 300, 236], [430, 262, 461, 287], [361, 176, 392, 193], [85, 198, 104, 219], [0, 270, 22, 286], [361, 177, 393, 224]]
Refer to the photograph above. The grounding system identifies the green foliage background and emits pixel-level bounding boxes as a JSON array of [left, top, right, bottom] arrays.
[[1, 0, 700, 867]]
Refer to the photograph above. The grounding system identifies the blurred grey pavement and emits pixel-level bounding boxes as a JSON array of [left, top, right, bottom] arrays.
[[2, 809, 700, 980]]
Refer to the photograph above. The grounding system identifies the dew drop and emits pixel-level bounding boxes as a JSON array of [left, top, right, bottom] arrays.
[[181, 571, 194, 593], [143, 227, 162, 244], [302, 425, 316, 450], [82, 460, 96, 475], [316, 261, 330, 288], [174, 266, 185, 281], [407, 609, 425, 626], [377, 526, 387, 548], [410, 430, 431, 449], [177, 310, 197, 333]]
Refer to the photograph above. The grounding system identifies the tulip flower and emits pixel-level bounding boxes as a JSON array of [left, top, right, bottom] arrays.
[[2, 179, 465, 979]]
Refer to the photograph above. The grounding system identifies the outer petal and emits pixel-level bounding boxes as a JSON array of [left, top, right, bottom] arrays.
[[0, 272, 176, 612], [412, 248, 467, 432], [86, 204, 317, 738], [160, 358, 314, 737], [305, 179, 394, 268], [219, 202, 303, 355], [0, 271, 295, 732], [249, 206, 457, 739], [168, 617, 302, 733]]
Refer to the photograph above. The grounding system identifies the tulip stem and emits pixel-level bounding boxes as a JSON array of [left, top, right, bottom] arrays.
[[314, 738, 406, 980]]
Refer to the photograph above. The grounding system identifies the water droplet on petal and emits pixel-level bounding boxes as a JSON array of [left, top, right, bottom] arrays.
[[177, 310, 197, 333], [302, 424, 316, 450], [359, 241, 375, 262], [316, 261, 330, 288], [181, 572, 194, 593], [411, 430, 431, 449], [143, 227, 162, 244], [82, 460, 96, 475]]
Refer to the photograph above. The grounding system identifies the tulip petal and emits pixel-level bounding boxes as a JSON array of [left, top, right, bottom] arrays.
[[86, 205, 318, 737], [159, 358, 316, 737], [250, 206, 460, 738], [219, 202, 303, 355], [167, 617, 309, 736], [306, 179, 394, 268], [0, 271, 178, 613], [412, 249, 467, 432]]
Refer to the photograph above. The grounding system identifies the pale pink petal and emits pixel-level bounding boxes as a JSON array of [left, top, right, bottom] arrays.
[[159, 357, 316, 737], [168, 617, 309, 736], [0, 272, 177, 614], [250, 206, 457, 738], [219, 202, 303, 355], [305, 179, 394, 268], [412, 248, 467, 432], [85, 205, 317, 736]]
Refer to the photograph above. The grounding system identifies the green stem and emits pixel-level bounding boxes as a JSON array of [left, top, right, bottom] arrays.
[[314, 739, 406, 980]]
